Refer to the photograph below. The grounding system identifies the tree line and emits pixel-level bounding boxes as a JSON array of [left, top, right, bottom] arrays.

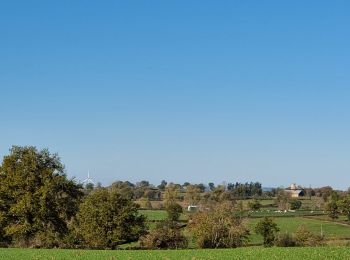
[[0, 146, 349, 249]]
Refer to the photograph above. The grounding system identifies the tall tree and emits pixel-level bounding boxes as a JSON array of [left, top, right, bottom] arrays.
[[163, 185, 179, 207], [0, 146, 83, 247], [184, 185, 201, 205], [74, 188, 146, 249], [255, 217, 280, 247]]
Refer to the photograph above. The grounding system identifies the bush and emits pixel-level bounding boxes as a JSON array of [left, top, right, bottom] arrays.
[[248, 199, 262, 210], [255, 217, 280, 247], [74, 188, 146, 249], [138, 198, 153, 209], [140, 221, 188, 249], [289, 200, 302, 210], [190, 203, 250, 248], [326, 201, 339, 220], [274, 233, 296, 247], [294, 225, 325, 247], [166, 203, 183, 221]]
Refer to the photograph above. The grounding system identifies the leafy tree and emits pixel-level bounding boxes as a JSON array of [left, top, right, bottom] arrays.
[[74, 188, 146, 249], [195, 183, 206, 193], [208, 185, 232, 203], [133, 180, 151, 199], [84, 183, 95, 195], [248, 199, 262, 210], [294, 225, 324, 247], [138, 198, 153, 209], [208, 182, 215, 191], [289, 199, 302, 210], [190, 203, 250, 248], [163, 185, 179, 208], [274, 232, 296, 247], [0, 146, 83, 247], [275, 190, 290, 210], [109, 181, 134, 200], [338, 196, 350, 221], [227, 182, 262, 198], [184, 185, 201, 205], [182, 182, 191, 188], [255, 217, 280, 247], [166, 203, 183, 221], [326, 200, 339, 220], [140, 221, 188, 249], [157, 180, 167, 191]]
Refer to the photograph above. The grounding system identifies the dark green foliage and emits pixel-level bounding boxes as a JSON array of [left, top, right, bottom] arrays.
[[248, 199, 262, 210], [226, 182, 262, 198], [109, 181, 135, 200], [166, 203, 183, 221], [289, 200, 302, 210], [140, 221, 188, 249], [326, 200, 339, 220], [208, 182, 215, 191], [157, 180, 167, 191], [0, 146, 83, 247], [338, 196, 350, 221], [84, 183, 95, 195], [255, 217, 280, 247], [274, 233, 296, 247], [74, 188, 146, 249]]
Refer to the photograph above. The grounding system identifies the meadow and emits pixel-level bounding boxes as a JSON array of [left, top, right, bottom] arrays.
[[1, 247, 350, 260], [139, 209, 350, 246]]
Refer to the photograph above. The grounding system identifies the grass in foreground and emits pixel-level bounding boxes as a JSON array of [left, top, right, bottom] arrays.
[[1, 247, 350, 260]]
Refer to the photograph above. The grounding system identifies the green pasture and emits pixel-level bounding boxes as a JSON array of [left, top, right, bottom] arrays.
[[139, 209, 188, 221], [1, 247, 350, 260], [249, 217, 350, 244]]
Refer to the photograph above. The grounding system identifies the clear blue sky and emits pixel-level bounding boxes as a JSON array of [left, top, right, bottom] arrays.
[[1, 1, 349, 189]]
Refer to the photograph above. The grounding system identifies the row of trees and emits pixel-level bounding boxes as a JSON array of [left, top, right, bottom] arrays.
[[0, 146, 263, 249], [0, 146, 146, 248], [0, 146, 346, 249]]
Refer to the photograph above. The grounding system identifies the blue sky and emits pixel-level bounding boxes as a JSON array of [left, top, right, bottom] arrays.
[[1, 1, 349, 189]]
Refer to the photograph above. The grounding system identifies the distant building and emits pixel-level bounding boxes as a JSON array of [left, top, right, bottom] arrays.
[[285, 183, 304, 198]]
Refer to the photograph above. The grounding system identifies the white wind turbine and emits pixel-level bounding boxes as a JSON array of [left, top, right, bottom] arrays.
[[82, 171, 95, 186]]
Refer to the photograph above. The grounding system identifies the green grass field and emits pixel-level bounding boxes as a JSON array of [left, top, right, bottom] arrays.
[[250, 217, 350, 238], [248, 217, 350, 244], [1, 247, 349, 260], [139, 210, 350, 246], [139, 209, 188, 221]]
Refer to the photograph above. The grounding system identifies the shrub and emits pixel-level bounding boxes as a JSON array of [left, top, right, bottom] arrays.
[[74, 188, 146, 249], [166, 203, 183, 221], [255, 217, 280, 247], [274, 233, 296, 247], [248, 199, 262, 210], [140, 221, 188, 249], [189, 203, 250, 248], [138, 198, 153, 209], [294, 225, 325, 247], [326, 201, 339, 220], [289, 200, 302, 210]]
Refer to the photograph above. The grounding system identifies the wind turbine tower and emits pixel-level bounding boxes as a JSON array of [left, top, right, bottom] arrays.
[[82, 171, 95, 186]]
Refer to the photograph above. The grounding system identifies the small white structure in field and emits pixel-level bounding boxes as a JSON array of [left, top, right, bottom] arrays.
[[187, 205, 198, 212]]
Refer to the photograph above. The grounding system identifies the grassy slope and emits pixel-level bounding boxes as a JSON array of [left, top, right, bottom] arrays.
[[1, 247, 350, 260], [140, 210, 350, 244], [249, 217, 350, 244]]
